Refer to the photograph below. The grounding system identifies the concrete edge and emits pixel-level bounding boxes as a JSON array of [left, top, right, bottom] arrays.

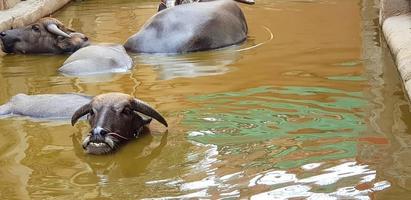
[[0, 0, 72, 54], [382, 13, 411, 100], [379, 0, 410, 24], [0, 0, 20, 10]]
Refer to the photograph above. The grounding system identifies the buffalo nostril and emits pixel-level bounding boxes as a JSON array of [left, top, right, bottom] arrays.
[[0, 32, 5, 37], [100, 129, 108, 136], [93, 127, 109, 136]]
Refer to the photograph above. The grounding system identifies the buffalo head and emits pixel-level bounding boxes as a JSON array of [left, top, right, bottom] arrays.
[[71, 93, 168, 155], [0, 17, 89, 54]]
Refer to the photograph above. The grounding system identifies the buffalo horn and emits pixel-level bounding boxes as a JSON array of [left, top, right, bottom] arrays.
[[46, 23, 71, 38], [234, 0, 255, 5], [131, 99, 168, 127], [71, 103, 92, 126]]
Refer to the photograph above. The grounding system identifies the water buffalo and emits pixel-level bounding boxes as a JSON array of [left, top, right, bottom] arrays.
[[59, 44, 133, 76], [71, 93, 168, 155], [0, 17, 89, 54], [0, 93, 92, 119], [123, 0, 255, 53]]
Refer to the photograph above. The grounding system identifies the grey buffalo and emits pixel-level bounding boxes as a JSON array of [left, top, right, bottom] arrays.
[[123, 0, 254, 53], [71, 92, 168, 155], [0, 17, 89, 54], [59, 44, 133, 76], [0, 93, 92, 119]]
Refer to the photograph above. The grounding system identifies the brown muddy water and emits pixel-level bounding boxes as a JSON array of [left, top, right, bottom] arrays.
[[0, 0, 410, 199]]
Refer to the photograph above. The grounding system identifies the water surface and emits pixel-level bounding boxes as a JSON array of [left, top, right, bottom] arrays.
[[0, 0, 410, 199]]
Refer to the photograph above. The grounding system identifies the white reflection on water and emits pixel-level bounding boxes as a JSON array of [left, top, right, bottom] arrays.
[[301, 162, 323, 170], [251, 185, 312, 200], [188, 130, 216, 137], [145, 160, 390, 199], [298, 162, 375, 186], [250, 162, 391, 200], [145, 144, 242, 199], [249, 171, 297, 187], [250, 182, 391, 200], [189, 144, 219, 172], [180, 178, 217, 191]]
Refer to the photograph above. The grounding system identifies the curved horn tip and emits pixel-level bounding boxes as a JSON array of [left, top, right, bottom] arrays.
[[46, 23, 71, 38], [71, 119, 77, 126], [149, 113, 168, 128], [160, 119, 168, 128], [71, 114, 82, 126], [71, 103, 91, 126], [131, 99, 169, 128]]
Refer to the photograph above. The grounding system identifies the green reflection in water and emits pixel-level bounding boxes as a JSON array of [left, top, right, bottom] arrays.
[[183, 86, 368, 169], [327, 76, 367, 81], [332, 60, 363, 67]]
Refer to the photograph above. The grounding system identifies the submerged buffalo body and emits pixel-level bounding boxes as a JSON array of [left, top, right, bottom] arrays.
[[0, 93, 92, 119], [124, 0, 253, 53], [59, 44, 133, 76], [0, 17, 89, 54]]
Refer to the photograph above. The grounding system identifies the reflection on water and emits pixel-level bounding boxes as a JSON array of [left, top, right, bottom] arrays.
[[250, 161, 391, 199], [133, 48, 236, 80], [132, 25, 273, 80], [184, 86, 366, 169], [71, 131, 168, 185], [0, 0, 411, 199], [156, 85, 389, 198]]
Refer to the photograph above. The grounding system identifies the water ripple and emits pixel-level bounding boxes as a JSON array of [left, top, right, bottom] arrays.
[[249, 161, 389, 199]]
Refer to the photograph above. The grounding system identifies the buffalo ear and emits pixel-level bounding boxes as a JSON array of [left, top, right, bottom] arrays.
[[67, 27, 76, 32], [143, 118, 152, 126], [158, 1, 167, 11], [71, 103, 92, 126], [131, 98, 168, 127]]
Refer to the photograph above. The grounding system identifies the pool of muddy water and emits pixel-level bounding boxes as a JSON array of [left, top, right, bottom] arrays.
[[0, 0, 410, 199]]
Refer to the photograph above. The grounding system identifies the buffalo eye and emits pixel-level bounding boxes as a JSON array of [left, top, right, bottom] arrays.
[[122, 107, 132, 115], [31, 25, 40, 32], [89, 109, 95, 116], [86, 109, 95, 121]]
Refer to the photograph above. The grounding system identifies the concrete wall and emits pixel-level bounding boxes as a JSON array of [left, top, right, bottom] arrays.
[[380, 0, 411, 101], [0, 0, 72, 32], [0, 0, 21, 10], [380, 0, 410, 24]]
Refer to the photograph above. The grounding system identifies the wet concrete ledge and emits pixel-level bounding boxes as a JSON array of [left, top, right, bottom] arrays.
[[0, 0, 20, 10], [380, 0, 411, 100], [0, 0, 72, 54]]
